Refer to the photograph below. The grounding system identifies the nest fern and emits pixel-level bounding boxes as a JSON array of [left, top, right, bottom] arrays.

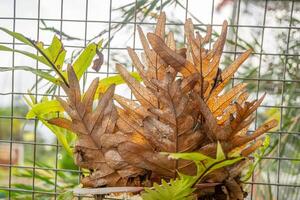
[[142, 143, 244, 200], [142, 174, 196, 200]]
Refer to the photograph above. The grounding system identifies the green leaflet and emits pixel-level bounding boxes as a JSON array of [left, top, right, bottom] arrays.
[[203, 157, 244, 178], [96, 71, 141, 94], [71, 40, 103, 80], [166, 142, 225, 163], [0, 28, 68, 84], [39, 118, 74, 156], [241, 136, 271, 181], [26, 99, 63, 119], [0, 27, 34, 46], [24, 96, 74, 156], [0, 66, 59, 84], [0, 28, 66, 70], [0, 28, 66, 69], [37, 35, 66, 69], [0, 28, 141, 91], [143, 143, 244, 200], [15, 168, 56, 186], [0, 45, 50, 66]]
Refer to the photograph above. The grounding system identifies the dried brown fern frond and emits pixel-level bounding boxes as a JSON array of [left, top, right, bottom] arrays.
[[49, 12, 277, 200], [49, 65, 145, 187], [113, 12, 277, 198]]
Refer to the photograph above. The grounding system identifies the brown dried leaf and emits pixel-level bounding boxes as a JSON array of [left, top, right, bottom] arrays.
[[49, 66, 144, 187], [92, 50, 104, 72], [147, 32, 197, 77], [116, 63, 157, 109]]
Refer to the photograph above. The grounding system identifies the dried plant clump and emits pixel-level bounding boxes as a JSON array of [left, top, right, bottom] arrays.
[[49, 12, 277, 199]]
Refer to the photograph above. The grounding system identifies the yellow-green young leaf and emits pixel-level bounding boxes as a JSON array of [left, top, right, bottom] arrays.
[[72, 40, 103, 80], [23, 93, 37, 106], [24, 96, 74, 156], [40, 118, 74, 156], [26, 100, 63, 119], [41, 35, 66, 69], [216, 142, 226, 160], [203, 157, 244, 178], [96, 72, 141, 95], [28, 93, 36, 104]]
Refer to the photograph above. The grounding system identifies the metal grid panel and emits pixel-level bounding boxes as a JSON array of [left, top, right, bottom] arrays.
[[0, 0, 299, 199]]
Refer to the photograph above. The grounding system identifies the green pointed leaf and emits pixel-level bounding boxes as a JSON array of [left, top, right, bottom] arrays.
[[24, 97, 74, 156], [0, 66, 59, 84], [26, 100, 63, 119], [96, 71, 141, 95], [72, 40, 102, 80], [40, 118, 74, 156], [40, 35, 66, 69], [0, 28, 65, 68], [0, 27, 34, 46], [0, 45, 50, 66], [204, 157, 244, 178]]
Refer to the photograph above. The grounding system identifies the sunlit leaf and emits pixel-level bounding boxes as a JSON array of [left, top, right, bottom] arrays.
[[71, 40, 103, 80], [24, 97, 74, 156], [96, 71, 141, 95], [40, 35, 66, 69], [0, 66, 59, 84], [0, 45, 50, 66], [0, 27, 34, 46], [40, 118, 74, 156], [204, 157, 245, 178], [26, 100, 63, 119]]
